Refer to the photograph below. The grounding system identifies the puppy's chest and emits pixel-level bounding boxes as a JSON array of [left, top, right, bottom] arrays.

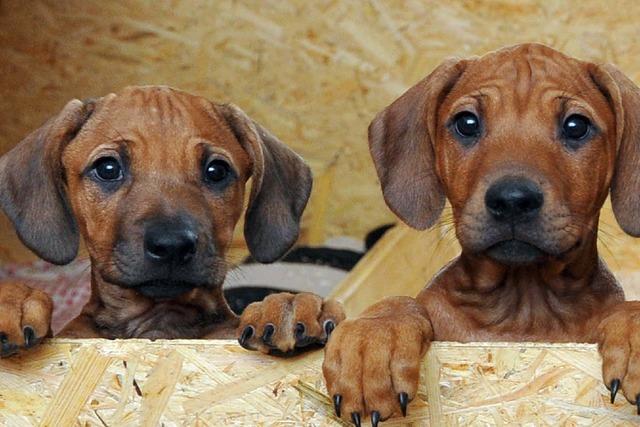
[[431, 281, 603, 342], [95, 302, 223, 339]]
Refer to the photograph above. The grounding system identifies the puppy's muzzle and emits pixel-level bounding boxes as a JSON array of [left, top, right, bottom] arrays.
[[484, 177, 545, 265], [131, 217, 206, 299]]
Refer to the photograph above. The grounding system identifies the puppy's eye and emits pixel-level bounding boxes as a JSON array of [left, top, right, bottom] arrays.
[[454, 112, 481, 138], [562, 114, 591, 142], [204, 159, 230, 183], [92, 157, 123, 181]]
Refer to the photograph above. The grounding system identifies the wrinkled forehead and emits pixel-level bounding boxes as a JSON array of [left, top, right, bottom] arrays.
[[69, 86, 249, 167], [445, 45, 611, 116], [92, 87, 236, 143]]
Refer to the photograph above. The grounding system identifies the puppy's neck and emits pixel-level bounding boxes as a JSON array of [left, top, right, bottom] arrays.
[[422, 231, 625, 341], [459, 234, 601, 295], [77, 267, 238, 339]]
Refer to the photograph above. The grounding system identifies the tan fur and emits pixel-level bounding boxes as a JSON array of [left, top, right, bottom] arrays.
[[324, 43, 640, 422], [0, 282, 52, 351], [238, 292, 346, 354], [0, 85, 344, 356]]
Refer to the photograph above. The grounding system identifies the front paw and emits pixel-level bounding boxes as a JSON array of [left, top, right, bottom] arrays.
[[598, 301, 640, 411], [322, 296, 432, 425], [237, 292, 345, 355], [0, 281, 52, 358]]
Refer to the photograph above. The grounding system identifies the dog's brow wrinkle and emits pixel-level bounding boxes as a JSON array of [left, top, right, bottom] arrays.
[[515, 57, 534, 101], [472, 90, 489, 100], [98, 116, 129, 145]]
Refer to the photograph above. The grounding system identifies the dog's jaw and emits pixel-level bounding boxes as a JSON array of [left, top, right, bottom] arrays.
[[93, 246, 231, 301], [482, 233, 584, 266], [485, 239, 545, 265]]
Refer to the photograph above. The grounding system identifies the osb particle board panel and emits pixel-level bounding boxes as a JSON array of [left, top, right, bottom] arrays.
[[0, 339, 638, 426], [3, 0, 640, 243]]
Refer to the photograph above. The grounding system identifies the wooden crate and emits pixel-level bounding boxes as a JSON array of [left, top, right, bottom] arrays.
[[0, 339, 637, 426]]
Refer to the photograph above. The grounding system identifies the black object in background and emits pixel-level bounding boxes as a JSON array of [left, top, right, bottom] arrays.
[[226, 223, 396, 314], [224, 286, 298, 315]]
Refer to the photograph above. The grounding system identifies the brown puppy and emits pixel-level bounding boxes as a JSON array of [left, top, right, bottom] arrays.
[[0, 86, 343, 355], [323, 43, 640, 424]]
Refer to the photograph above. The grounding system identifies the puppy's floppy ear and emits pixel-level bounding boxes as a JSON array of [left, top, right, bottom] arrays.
[[0, 99, 95, 264], [589, 63, 640, 236], [368, 58, 468, 230], [218, 104, 312, 263]]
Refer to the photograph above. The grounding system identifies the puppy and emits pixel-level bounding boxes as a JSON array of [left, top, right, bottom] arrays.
[[323, 43, 640, 425], [0, 86, 343, 356]]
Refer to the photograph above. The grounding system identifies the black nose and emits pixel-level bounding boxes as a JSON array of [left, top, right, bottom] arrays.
[[485, 177, 544, 222], [144, 221, 198, 264]]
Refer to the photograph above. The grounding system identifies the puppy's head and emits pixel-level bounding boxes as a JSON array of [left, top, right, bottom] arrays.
[[0, 86, 311, 298], [369, 43, 640, 266]]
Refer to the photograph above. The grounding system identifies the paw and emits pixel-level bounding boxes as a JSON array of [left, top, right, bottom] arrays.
[[237, 292, 345, 355], [598, 301, 640, 412], [322, 297, 432, 425], [0, 281, 52, 357]]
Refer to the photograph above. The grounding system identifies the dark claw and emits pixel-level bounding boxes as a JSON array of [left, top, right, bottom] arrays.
[[351, 412, 361, 427], [636, 394, 640, 415], [333, 394, 342, 418], [239, 325, 254, 349], [294, 323, 316, 348], [371, 410, 380, 427], [324, 320, 336, 338], [262, 323, 275, 344], [398, 392, 409, 417], [610, 379, 620, 404], [295, 322, 306, 340], [23, 326, 36, 348]]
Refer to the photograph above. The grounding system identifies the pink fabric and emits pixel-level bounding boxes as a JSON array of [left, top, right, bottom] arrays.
[[0, 259, 91, 334]]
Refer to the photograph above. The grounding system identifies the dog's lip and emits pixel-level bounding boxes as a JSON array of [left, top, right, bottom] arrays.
[[485, 239, 545, 265], [479, 228, 582, 254], [134, 280, 202, 299], [98, 267, 221, 298], [483, 236, 583, 265]]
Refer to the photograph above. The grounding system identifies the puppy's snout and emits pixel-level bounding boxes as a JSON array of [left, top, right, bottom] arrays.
[[485, 177, 544, 223], [144, 220, 198, 265]]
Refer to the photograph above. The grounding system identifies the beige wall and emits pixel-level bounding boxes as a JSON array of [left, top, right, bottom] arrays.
[[2, 0, 640, 261]]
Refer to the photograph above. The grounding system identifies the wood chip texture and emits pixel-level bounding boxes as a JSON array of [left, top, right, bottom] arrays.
[[0, 340, 638, 425]]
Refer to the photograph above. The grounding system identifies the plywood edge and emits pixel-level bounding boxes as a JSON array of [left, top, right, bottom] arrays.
[[2, 339, 636, 425], [44, 338, 600, 349]]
